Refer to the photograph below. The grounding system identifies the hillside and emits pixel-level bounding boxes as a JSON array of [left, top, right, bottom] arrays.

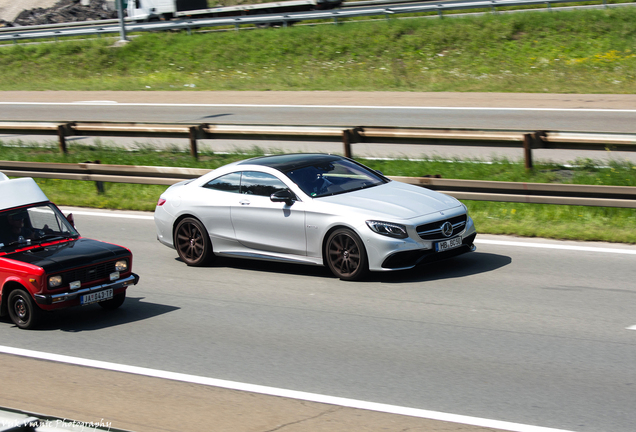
[[1, 6, 635, 94]]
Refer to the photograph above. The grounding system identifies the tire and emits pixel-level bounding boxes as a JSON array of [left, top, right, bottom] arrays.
[[98, 292, 126, 310], [7, 288, 42, 330], [174, 217, 214, 266], [325, 228, 368, 281]]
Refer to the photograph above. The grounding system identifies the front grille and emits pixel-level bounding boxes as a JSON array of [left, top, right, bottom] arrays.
[[417, 214, 467, 240], [60, 260, 122, 288]]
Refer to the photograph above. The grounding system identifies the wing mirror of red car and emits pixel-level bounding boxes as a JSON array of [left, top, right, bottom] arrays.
[[66, 213, 75, 227], [270, 189, 296, 206]]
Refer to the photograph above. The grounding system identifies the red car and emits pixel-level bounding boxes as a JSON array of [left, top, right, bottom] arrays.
[[0, 173, 139, 329]]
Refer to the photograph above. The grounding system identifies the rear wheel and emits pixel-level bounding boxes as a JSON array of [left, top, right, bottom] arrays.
[[99, 292, 126, 310], [7, 288, 42, 330], [174, 217, 214, 266], [325, 228, 368, 281]]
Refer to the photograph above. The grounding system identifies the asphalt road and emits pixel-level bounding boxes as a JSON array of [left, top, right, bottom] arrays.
[[2, 91, 636, 162], [1, 207, 635, 432]]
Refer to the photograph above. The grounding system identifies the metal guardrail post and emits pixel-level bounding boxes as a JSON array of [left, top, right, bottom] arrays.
[[57, 124, 68, 154], [343, 129, 354, 158], [88, 160, 105, 193], [523, 133, 533, 170], [189, 126, 199, 159], [342, 127, 363, 158]]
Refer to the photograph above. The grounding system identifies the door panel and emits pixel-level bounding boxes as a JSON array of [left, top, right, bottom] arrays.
[[231, 171, 306, 256]]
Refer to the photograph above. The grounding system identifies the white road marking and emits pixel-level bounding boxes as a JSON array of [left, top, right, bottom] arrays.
[[475, 239, 636, 255], [1, 101, 635, 113], [64, 209, 154, 220], [0, 345, 576, 432], [627, 325, 636, 330]]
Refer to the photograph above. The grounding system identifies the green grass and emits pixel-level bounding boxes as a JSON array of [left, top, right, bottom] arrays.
[[2, 141, 635, 243], [1, 7, 636, 93]]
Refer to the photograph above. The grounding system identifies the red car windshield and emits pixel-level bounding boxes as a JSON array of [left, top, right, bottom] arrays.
[[0, 203, 79, 251]]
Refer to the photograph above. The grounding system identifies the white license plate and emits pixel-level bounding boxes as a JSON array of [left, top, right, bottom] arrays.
[[435, 236, 462, 252], [81, 289, 113, 305]]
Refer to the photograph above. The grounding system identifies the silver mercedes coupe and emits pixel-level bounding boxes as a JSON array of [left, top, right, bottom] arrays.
[[154, 153, 476, 280]]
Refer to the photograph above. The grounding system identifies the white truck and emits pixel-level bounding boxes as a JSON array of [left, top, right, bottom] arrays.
[[127, 0, 343, 22]]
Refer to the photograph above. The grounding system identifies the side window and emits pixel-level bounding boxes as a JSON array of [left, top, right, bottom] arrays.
[[27, 206, 72, 234], [240, 171, 288, 197], [203, 172, 241, 193]]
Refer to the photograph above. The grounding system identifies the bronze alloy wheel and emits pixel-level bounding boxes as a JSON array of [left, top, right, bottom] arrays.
[[326, 228, 368, 281], [174, 217, 214, 266]]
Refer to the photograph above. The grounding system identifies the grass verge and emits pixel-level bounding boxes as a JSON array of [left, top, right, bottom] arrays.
[[1, 7, 636, 93]]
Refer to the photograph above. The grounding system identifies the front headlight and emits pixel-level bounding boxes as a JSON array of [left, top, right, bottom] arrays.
[[48, 275, 62, 288], [366, 221, 408, 239], [115, 260, 128, 272]]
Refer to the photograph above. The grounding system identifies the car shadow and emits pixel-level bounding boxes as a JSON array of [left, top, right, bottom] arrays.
[[188, 251, 511, 283], [371, 252, 512, 284], [20, 297, 180, 332], [190, 256, 332, 278]]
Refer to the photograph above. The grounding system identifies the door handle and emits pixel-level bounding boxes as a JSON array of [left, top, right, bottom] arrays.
[[239, 200, 251, 205]]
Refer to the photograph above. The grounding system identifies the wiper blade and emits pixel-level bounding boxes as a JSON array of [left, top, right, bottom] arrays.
[[34, 233, 77, 243], [1, 240, 23, 248]]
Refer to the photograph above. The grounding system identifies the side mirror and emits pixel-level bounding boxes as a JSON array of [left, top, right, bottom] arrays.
[[270, 189, 296, 206], [66, 213, 75, 227]]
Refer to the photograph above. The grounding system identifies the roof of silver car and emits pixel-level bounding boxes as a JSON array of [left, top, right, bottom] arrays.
[[238, 153, 342, 172]]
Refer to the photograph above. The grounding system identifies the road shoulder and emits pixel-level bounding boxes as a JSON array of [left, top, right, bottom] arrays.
[[0, 353, 502, 432]]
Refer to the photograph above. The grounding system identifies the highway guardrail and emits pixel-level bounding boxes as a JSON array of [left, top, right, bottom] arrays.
[[1, 160, 634, 208], [2, 120, 636, 169]]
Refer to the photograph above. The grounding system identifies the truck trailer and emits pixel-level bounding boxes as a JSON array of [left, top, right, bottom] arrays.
[[127, 0, 343, 22]]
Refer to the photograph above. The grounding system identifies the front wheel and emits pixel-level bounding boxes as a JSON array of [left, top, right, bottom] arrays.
[[8, 288, 42, 330], [99, 292, 126, 310], [325, 228, 368, 281], [174, 217, 214, 266]]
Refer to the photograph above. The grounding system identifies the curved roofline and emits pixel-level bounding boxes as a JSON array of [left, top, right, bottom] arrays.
[[237, 153, 343, 172]]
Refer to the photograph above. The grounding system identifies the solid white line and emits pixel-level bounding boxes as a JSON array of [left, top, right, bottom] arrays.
[[0, 101, 635, 113], [627, 325, 636, 330], [475, 239, 636, 255], [0, 345, 576, 432], [62, 209, 154, 220]]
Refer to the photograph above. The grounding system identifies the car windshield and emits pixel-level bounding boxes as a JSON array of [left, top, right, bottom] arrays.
[[285, 158, 388, 198], [0, 203, 79, 251]]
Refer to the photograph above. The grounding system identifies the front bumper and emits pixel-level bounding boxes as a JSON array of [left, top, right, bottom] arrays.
[[34, 273, 140, 306], [381, 233, 476, 269]]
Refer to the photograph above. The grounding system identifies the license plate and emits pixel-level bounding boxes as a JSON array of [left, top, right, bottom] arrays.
[[81, 289, 113, 305], [435, 236, 462, 252]]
